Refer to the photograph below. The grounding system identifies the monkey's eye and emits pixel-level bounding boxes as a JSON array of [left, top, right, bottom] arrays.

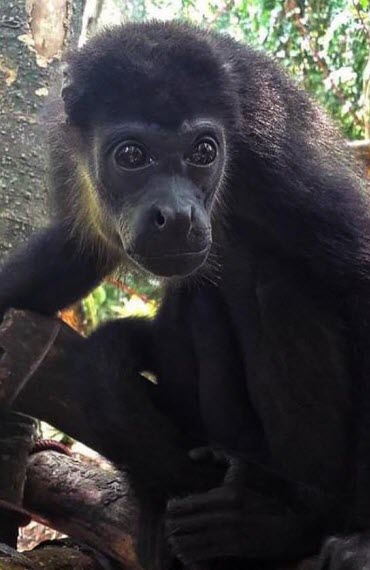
[[114, 143, 151, 170], [186, 139, 217, 166]]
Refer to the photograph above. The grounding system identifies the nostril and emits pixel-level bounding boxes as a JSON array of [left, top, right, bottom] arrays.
[[154, 208, 166, 229], [190, 205, 195, 224]]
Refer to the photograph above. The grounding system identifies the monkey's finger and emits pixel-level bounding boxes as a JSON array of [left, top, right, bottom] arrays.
[[167, 487, 240, 517], [168, 527, 245, 564], [223, 457, 247, 485], [165, 510, 241, 536]]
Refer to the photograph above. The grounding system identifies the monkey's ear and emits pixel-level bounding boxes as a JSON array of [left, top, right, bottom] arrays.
[[60, 64, 74, 113], [60, 63, 84, 123], [61, 64, 72, 94]]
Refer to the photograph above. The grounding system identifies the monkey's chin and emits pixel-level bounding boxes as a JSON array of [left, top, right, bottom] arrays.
[[129, 246, 210, 277]]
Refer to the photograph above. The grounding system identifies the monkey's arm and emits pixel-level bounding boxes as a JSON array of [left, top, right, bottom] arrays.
[[63, 317, 221, 501], [0, 225, 118, 315]]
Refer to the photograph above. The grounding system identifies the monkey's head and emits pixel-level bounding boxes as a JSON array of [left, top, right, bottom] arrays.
[[57, 22, 241, 278]]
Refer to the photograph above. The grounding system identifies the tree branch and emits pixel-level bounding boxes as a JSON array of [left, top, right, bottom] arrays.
[[23, 450, 141, 568]]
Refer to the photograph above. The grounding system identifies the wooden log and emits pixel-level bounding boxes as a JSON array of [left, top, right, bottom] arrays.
[[0, 540, 111, 569], [23, 450, 141, 569]]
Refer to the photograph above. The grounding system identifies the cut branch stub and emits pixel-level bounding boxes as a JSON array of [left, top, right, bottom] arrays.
[[0, 309, 94, 445]]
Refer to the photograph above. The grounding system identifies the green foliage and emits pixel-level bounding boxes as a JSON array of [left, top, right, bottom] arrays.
[[179, 0, 369, 140], [248, 0, 367, 140], [83, 277, 161, 332]]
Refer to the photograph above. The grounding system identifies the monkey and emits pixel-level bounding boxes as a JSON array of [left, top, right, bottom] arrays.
[[1, 21, 370, 570]]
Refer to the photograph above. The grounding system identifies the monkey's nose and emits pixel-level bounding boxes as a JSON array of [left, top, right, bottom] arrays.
[[151, 205, 194, 236]]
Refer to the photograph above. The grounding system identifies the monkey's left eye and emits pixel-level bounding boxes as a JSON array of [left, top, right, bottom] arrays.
[[186, 139, 217, 166], [114, 143, 151, 170]]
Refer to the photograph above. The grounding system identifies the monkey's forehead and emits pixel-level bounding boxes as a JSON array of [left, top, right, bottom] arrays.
[[94, 118, 226, 149], [63, 22, 241, 128]]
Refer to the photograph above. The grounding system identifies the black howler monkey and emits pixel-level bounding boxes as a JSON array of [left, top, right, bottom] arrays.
[[1, 21, 370, 570]]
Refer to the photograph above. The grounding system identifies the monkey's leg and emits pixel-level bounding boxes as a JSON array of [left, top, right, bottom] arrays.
[[0, 224, 118, 316]]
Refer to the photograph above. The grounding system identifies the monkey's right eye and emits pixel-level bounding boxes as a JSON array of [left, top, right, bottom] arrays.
[[114, 143, 151, 170]]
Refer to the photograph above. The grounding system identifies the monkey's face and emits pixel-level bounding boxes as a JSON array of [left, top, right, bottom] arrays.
[[94, 118, 226, 277]]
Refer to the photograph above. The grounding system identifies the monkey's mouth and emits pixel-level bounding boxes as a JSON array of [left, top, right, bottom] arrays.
[[128, 245, 211, 277]]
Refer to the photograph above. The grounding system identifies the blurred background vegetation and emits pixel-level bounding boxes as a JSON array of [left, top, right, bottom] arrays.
[[79, 0, 370, 331]]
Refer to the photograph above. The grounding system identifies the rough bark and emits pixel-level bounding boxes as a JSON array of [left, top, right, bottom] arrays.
[[0, 0, 84, 548], [0, 0, 83, 262], [0, 539, 113, 569], [23, 450, 141, 568]]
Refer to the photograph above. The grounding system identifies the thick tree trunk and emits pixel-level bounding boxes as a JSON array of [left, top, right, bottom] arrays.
[[0, 0, 83, 262], [0, 0, 84, 549]]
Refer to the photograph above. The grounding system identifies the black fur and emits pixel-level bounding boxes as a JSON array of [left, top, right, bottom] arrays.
[[1, 21, 370, 570]]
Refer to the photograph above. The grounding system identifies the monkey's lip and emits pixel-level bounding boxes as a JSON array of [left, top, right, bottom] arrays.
[[128, 245, 211, 277], [131, 245, 210, 260]]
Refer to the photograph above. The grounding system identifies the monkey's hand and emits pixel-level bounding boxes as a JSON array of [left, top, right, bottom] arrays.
[[165, 447, 323, 564]]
